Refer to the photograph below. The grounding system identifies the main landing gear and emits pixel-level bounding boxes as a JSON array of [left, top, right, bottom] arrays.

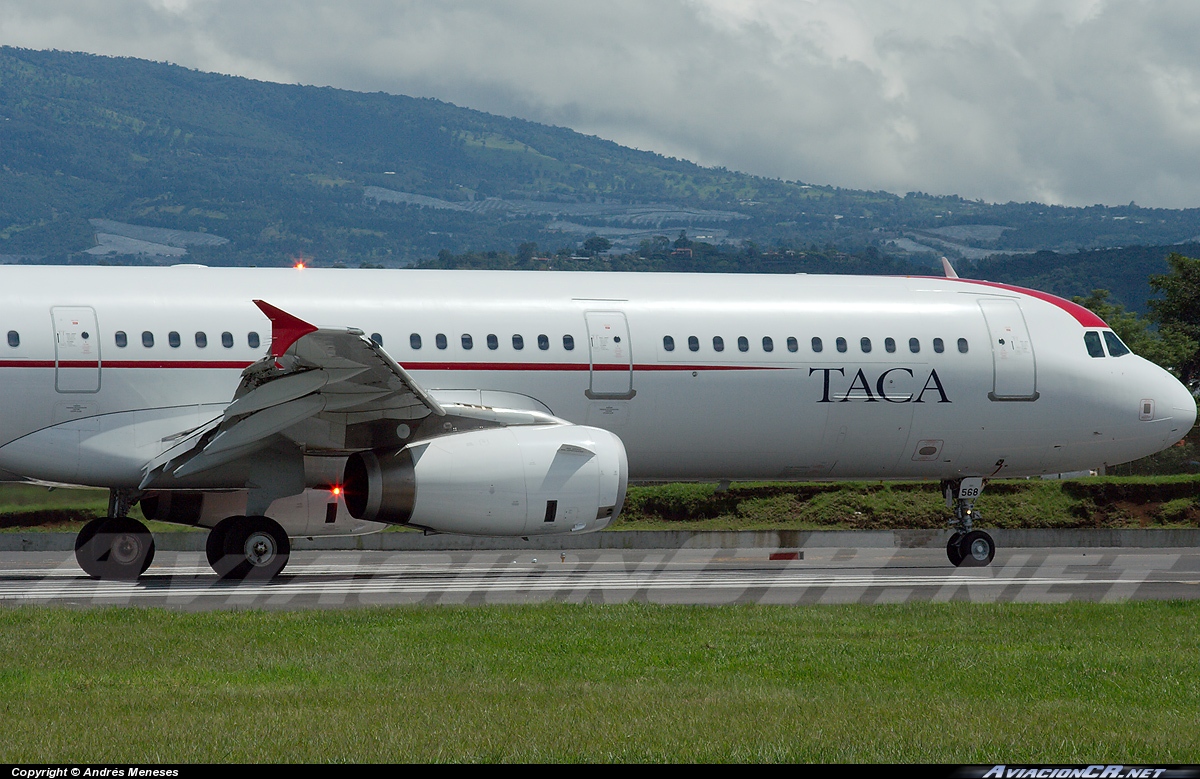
[[206, 515, 291, 580], [941, 477, 996, 568], [75, 515, 156, 580], [75, 490, 155, 580], [74, 490, 291, 581]]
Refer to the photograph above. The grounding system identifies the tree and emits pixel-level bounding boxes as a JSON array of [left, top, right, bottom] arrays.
[[1074, 289, 1196, 380], [582, 236, 611, 255], [516, 241, 538, 262], [1147, 253, 1200, 388]]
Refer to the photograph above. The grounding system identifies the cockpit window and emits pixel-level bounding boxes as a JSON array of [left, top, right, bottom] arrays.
[[1103, 331, 1131, 357], [1084, 331, 1105, 358]]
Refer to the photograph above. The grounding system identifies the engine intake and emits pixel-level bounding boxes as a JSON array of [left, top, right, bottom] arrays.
[[342, 425, 628, 536]]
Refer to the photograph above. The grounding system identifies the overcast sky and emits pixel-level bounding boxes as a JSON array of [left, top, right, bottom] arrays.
[[4, 0, 1200, 208]]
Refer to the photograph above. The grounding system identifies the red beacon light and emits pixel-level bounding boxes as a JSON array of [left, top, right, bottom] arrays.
[[294, 261, 306, 270]]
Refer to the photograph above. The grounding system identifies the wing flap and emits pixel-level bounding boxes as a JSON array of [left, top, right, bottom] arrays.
[[138, 302, 450, 488], [224, 369, 332, 420], [206, 394, 328, 456]]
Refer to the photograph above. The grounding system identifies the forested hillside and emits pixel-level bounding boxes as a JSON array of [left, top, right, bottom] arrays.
[[2, 45, 1200, 311]]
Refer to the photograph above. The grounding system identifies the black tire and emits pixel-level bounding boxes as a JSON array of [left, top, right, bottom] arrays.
[[218, 516, 290, 581], [958, 530, 996, 568], [205, 520, 232, 570], [208, 515, 247, 578], [946, 532, 964, 567], [79, 517, 155, 580], [74, 517, 108, 578]]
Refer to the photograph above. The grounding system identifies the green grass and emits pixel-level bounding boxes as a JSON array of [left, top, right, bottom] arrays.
[[0, 485, 196, 533], [0, 484, 109, 515], [5, 477, 1200, 533], [0, 603, 1196, 762], [614, 477, 1200, 531]]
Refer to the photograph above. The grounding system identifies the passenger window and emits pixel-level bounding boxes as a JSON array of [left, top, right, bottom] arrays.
[[1103, 331, 1130, 357], [5, 330, 16, 348], [738, 336, 749, 352], [115, 331, 127, 348], [909, 337, 920, 353], [663, 335, 675, 352], [221, 332, 233, 349], [860, 337, 871, 353], [885, 337, 896, 353], [762, 336, 774, 353], [1084, 331, 1105, 357], [512, 334, 524, 350], [787, 337, 798, 353], [811, 337, 822, 353], [713, 336, 724, 352], [563, 335, 575, 351], [836, 337, 847, 353], [957, 338, 968, 354], [436, 333, 448, 350], [538, 334, 549, 350], [933, 338, 944, 354], [142, 331, 154, 348], [195, 332, 207, 348], [462, 334, 473, 350], [249, 332, 262, 349], [168, 331, 181, 348], [688, 336, 699, 352], [410, 333, 422, 350], [487, 334, 499, 350]]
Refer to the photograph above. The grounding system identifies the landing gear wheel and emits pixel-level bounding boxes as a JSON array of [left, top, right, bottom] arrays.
[[74, 517, 108, 578], [958, 530, 996, 568], [75, 517, 155, 580], [944, 478, 998, 568], [208, 516, 246, 578], [211, 516, 290, 580], [946, 532, 965, 567], [205, 521, 231, 570]]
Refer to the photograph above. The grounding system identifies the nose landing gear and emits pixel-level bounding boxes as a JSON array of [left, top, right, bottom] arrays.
[[942, 478, 996, 567]]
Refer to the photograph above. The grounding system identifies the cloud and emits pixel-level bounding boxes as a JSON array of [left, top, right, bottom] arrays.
[[4, 0, 1200, 207]]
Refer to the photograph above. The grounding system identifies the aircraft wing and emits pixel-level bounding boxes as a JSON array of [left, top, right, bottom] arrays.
[[140, 300, 453, 487]]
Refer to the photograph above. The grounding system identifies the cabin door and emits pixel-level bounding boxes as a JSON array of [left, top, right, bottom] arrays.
[[52, 306, 101, 393], [584, 310, 634, 399], [978, 298, 1038, 401]]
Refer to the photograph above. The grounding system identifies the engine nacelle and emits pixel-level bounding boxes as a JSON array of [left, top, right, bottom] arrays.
[[140, 488, 385, 537], [343, 425, 629, 536]]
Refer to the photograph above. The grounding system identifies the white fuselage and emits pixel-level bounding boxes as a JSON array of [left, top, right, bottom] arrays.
[[0, 266, 1192, 488]]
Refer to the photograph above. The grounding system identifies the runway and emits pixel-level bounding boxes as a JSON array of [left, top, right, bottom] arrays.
[[1, 545, 1198, 609]]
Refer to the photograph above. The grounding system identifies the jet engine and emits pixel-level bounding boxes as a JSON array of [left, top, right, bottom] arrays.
[[342, 425, 629, 536]]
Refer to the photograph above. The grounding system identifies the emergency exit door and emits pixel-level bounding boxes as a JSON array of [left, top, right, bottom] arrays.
[[52, 306, 101, 393]]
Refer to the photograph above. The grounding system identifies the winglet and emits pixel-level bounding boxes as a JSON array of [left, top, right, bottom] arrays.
[[940, 256, 960, 279], [253, 300, 319, 358]]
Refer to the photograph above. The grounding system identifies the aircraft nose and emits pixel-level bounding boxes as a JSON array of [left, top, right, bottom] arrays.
[[1167, 378, 1197, 442]]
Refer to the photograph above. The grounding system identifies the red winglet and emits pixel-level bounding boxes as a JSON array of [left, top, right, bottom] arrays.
[[253, 300, 319, 358]]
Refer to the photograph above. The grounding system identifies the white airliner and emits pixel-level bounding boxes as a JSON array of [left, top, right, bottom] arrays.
[[0, 265, 1191, 579]]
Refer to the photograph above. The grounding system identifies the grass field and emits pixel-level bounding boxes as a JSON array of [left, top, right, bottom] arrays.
[[617, 476, 1200, 530], [0, 484, 193, 533], [4, 477, 1200, 533], [0, 603, 1197, 763]]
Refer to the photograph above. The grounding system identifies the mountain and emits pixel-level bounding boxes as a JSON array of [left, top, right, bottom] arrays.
[[2, 45, 1200, 308]]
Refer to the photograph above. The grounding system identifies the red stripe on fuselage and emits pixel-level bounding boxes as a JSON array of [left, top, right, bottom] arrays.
[[0, 360, 777, 372], [922, 277, 1109, 328]]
